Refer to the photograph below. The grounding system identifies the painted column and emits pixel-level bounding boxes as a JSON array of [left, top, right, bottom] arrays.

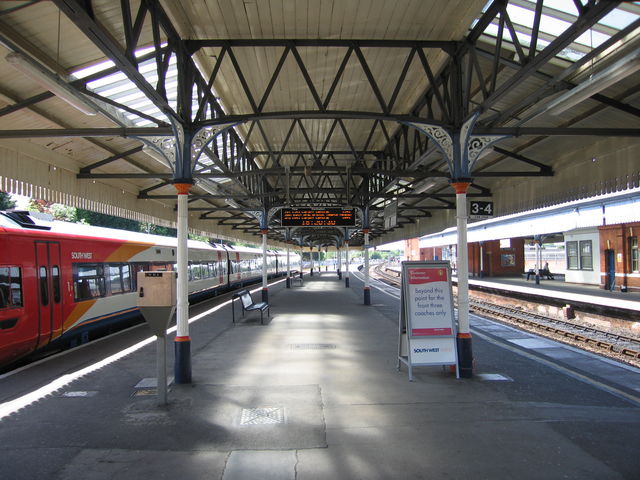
[[407, 115, 507, 380], [363, 229, 371, 305], [337, 247, 342, 279], [534, 236, 541, 285], [345, 239, 350, 288], [299, 237, 304, 279], [452, 181, 473, 378], [310, 247, 314, 276], [174, 182, 192, 384], [286, 240, 291, 288], [261, 229, 268, 302]]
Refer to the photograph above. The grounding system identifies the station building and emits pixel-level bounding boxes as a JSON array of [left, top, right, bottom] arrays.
[[413, 189, 640, 292]]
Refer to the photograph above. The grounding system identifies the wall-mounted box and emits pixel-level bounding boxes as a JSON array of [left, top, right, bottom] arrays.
[[137, 271, 177, 308]]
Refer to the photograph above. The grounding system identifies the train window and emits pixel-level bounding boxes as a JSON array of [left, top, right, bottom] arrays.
[[0, 266, 22, 308], [108, 264, 124, 294], [39, 266, 49, 306], [122, 264, 131, 291], [106, 264, 132, 295], [74, 264, 105, 301], [52, 266, 61, 303]]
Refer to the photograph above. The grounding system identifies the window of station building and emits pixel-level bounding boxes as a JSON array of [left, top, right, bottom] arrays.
[[630, 237, 639, 273], [566, 241, 579, 270], [566, 240, 593, 270], [579, 240, 593, 270], [74, 264, 106, 301], [0, 266, 22, 309]]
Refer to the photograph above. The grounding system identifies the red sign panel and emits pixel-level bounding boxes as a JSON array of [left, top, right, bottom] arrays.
[[408, 267, 447, 284]]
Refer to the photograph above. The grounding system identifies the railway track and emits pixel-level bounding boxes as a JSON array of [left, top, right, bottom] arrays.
[[372, 263, 640, 368]]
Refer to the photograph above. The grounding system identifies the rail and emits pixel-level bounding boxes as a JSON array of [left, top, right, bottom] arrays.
[[371, 263, 640, 368]]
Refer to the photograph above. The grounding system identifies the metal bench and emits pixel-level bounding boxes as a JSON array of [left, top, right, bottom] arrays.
[[232, 289, 270, 324]]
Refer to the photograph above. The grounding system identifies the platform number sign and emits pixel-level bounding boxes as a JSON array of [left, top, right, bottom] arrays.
[[469, 201, 493, 218]]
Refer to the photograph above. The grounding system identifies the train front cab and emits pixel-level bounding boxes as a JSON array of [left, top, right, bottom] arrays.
[[0, 228, 64, 366]]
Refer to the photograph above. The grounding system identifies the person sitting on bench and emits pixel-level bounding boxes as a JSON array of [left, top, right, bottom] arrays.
[[539, 262, 554, 280]]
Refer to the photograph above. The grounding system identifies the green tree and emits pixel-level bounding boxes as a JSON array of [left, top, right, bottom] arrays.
[[77, 209, 140, 231], [0, 192, 16, 210], [26, 199, 80, 222]]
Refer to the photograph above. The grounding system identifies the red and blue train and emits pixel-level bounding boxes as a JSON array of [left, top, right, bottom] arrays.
[[0, 210, 299, 367]]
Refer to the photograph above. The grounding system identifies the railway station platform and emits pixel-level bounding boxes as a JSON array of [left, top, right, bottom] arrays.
[[461, 275, 640, 322], [385, 264, 640, 310], [467, 274, 640, 303], [1, 272, 639, 479]]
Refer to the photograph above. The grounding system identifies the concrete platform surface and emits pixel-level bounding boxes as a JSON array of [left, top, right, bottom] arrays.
[[1, 273, 639, 479]]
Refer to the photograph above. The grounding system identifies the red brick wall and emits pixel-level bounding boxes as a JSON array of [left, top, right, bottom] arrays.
[[470, 238, 525, 277], [419, 246, 443, 261], [404, 238, 420, 261], [412, 239, 524, 277]]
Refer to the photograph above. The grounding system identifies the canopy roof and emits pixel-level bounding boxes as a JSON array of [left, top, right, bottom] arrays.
[[0, 0, 639, 247]]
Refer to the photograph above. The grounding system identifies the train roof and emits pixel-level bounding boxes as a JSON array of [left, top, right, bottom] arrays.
[[0, 210, 292, 255], [0, 210, 209, 249]]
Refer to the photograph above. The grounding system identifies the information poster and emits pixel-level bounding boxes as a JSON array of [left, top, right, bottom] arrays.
[[407, 266, 453, 337], [397, 261, 458, 380]]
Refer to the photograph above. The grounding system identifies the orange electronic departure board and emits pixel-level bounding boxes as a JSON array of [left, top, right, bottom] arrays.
[[281, 208, 356, 227]]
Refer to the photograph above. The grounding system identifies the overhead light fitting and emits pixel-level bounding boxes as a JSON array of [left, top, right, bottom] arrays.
[[5, 51, 98, 116], [547, 49, 640, 116]]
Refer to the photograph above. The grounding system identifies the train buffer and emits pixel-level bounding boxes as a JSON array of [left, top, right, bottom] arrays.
[[232, 289, 270, 324]]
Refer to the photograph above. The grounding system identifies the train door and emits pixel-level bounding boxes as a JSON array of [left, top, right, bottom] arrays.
[[34, 241, 63, 348], [235, 252, 241, 283], [604, 249, 616, 291], [217, 251, 224, 286]]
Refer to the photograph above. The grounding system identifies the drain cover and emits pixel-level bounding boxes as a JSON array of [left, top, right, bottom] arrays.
[[240, 407, 285, 425], [289, 343, 336, 350]]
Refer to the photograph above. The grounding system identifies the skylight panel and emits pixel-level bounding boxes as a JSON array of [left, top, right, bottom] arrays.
[[573, 29, 610, 49], [71, 60, 116, 80], [88, 72, 129, 90], [505, 4, 536, 29], [599, 8, 639, 31], [537, 12, 572, 37], [543, 0, 579, 17]]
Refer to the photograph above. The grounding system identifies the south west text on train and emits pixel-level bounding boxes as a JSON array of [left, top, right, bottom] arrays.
[[0, 210, 299, 367]]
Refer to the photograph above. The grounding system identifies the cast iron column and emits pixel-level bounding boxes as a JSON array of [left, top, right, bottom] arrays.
[[363, 229, 371, 305], [174, 181, 192, 384], [261, 229, 268, 302], [286, 240, 291, 288], [452, 181, 473, 378], [345, 239, 350, 288]]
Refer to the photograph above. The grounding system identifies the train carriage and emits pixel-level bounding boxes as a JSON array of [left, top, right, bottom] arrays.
[[0, 211, 298, 367]]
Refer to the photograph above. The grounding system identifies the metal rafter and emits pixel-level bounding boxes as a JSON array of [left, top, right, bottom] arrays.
[[6, 0, 635, 246]]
